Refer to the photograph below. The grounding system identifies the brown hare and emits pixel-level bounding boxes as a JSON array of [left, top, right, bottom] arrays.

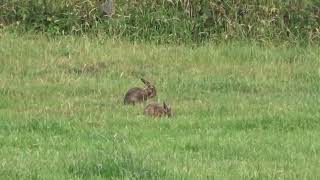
[[144, 102, 172, 117], [124, 78, 156, 105]]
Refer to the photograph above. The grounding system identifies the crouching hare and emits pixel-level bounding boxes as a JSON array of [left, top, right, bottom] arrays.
[[144, 102, 172, 117], [124, 78, 156, 105]]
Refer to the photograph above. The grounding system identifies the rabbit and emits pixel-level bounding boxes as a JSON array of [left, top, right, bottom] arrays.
[[144, 102, 172, 117], [123, 78, 156, 105]]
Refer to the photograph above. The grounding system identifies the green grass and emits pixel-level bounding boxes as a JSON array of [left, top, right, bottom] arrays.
[[0, 32, 320, 179]]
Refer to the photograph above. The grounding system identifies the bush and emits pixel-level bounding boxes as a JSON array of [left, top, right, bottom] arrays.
[[1, 0, 319, 43]]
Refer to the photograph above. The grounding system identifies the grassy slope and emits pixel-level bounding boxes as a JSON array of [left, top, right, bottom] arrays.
[[0, 32, 320, 179]]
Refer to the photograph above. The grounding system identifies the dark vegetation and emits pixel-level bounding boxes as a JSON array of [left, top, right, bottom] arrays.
[[1, 0, 319, 43]]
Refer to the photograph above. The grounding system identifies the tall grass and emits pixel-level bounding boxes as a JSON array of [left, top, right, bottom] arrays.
[[1, 0, 320, 43]]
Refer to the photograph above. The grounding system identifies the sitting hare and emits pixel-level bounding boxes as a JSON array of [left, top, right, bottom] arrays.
[[124, 78, 156, 105], [144, 102, 172, 117]]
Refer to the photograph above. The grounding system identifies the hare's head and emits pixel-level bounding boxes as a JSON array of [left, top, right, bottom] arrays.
[[141, 78, 156, 98], [163, 102, 172, 117]]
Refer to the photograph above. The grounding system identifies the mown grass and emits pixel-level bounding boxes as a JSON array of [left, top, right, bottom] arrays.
[[0, 32, 320, 179]]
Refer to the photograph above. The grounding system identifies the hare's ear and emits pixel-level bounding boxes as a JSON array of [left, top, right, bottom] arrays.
[[163, 102, 168, 109], [141, 78, 151, 85], [141, 78, 147, 84]]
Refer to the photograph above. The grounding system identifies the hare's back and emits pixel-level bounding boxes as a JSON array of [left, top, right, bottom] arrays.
[[125, 87, 144, 96], [144, 103, 163, 112], [124, 87, 146, 104]]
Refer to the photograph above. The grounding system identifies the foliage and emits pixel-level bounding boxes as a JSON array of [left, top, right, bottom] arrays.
[[1, 0, 320, 43]]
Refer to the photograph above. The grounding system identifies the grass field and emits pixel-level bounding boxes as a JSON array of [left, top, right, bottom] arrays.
[[0, 32, 320, 179]]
